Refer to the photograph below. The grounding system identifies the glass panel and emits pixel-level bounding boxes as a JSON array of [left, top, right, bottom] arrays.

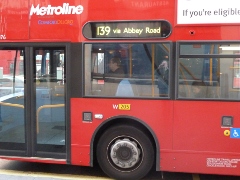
[[0, 49, 25, 150], [180, 43, 240, 55], [178, 57, 219, 98], [35, 48, 65, 153], [84, 43, 170, 98], [178, 43, 240, 99]]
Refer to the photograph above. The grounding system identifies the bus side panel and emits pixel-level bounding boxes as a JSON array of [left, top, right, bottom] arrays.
[[70, 98, 174, 166], [174, 26, 240, 41], [160, 151, 240, 175], [82, 0, 174, 21], [0, 1, 29, 40], [173, 101, 240, 152], [81, 0, 175, 41], [161, 101, 240, 175]]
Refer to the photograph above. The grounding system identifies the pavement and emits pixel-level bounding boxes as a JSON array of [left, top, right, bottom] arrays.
[[0, 169, 111, 180]]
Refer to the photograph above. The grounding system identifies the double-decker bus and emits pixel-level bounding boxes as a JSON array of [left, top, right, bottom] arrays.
[[0, 0, 240, 179]]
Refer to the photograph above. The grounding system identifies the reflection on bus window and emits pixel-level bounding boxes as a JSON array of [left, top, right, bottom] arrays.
[[178, 43, 240, 100], [84, 43, 171, 98], [0, 49, 25, 144], [35, 49, 65, 83], [0, 50, 24, 96]]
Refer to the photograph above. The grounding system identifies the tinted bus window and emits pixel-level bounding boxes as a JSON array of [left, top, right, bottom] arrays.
[[84, 43, 171, 98], [178, 43, 240, 99]]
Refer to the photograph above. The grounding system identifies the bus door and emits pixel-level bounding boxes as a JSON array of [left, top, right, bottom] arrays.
[[0, 45, 66, 159], [34, 47, 66, 158]]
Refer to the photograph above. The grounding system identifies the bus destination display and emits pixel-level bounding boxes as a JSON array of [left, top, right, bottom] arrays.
[[83, 21, 171, 39]]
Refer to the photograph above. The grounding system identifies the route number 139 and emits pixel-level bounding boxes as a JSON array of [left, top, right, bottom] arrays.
[[97, 26, 111, 36]]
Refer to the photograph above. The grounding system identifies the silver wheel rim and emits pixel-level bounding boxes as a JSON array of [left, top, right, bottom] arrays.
[[109, 138, 141, 169]]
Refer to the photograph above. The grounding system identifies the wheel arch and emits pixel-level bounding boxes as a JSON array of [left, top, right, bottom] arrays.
[[90, 115, 160, 171]]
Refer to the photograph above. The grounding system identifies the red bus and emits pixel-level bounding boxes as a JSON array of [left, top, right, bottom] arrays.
[[0, 0, 240, 179]]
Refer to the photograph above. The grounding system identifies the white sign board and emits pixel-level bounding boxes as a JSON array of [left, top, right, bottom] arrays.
[[177, 0, 240, 24]]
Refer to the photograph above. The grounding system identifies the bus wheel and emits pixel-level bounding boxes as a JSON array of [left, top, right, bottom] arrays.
[[97, 125, 154, 180]]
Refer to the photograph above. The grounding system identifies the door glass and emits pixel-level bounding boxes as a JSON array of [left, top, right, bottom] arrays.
[[35, 48, 65, 153], [0, 49, 25, 150]]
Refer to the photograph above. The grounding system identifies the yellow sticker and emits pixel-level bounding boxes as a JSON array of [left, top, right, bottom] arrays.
[[119, 104, 131, 110], [224, 130, 230, 136]]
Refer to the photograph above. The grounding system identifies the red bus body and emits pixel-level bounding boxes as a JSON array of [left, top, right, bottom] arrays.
[[0, 0, 240, 179]]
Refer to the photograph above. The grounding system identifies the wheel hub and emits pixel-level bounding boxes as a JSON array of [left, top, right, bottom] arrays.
[[110, 138, 140, 169]]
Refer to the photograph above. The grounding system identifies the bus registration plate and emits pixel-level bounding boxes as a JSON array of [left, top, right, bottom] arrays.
[[119, 104, 131, 110]]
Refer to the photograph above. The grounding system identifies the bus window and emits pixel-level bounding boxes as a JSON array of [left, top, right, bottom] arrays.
[[0, 48, 25, 147], [84, 43, 171, 98], [36, 49, 65, 82], [178, 43, 240, 99]]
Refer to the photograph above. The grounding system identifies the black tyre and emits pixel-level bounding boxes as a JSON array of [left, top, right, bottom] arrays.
[[97, 125, 154, 180]]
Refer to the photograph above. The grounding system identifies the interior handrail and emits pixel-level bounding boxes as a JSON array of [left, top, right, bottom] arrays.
[[36, 104, 65, 133]]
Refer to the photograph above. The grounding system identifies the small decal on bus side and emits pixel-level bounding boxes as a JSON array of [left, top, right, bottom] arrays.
[[113, 104, 131, 110], [230, 128, 240, 138], [206, 158, 240, 168]]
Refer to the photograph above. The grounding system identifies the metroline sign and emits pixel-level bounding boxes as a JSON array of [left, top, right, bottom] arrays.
[[30, 3, 84, 16]]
